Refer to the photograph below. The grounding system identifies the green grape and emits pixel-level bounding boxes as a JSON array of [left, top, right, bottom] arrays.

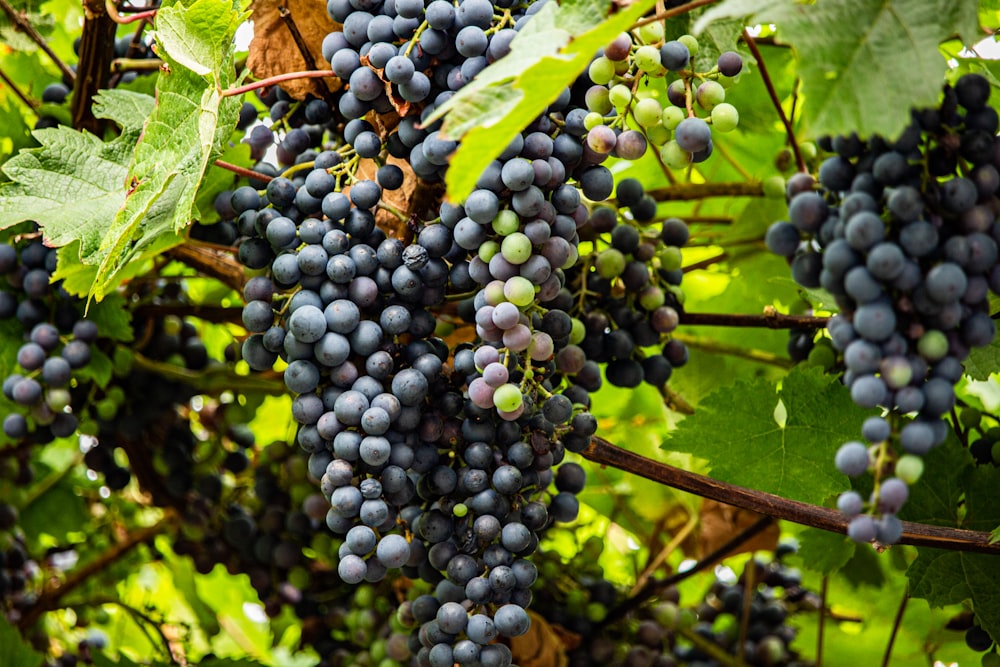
[[711, 102, 739, 132], [667, 283, 685, 305], [596, 248, 626, 278], [289, 566, 311, 590], [658, 246, 682, 271], [634, 44, 662, 73], [47, 388, 71, 411], [806, 342, 836, 370], [478, 239, 499, 262], [638, 285, 666, 310], [583, 111, 606, 131], [895, 455, 924, 484], [562, 243, 579, 269], [96, 398, 118, 421], [652, 601, 679, 629], [696, 80, 726, 110], [484, 280, 506, 305], [799, 141, 818, 161], [646, 125, 670, 146], [585, 86, 613, 115], [637, 21, 664, 44], [609, 84, 632, 109], [762, 175, 787, 198], [570, 317, 586, 344], [661, 104, 685, 130], [453, 503, 468, 517], [588, 57, 616, 85], [678, 34, 699, 55], [492, 209, 520, 235], [501, 232, 533, 264], [960, 407, 983, 430], [503, 276, 536, 306], [493, 383, 523, 411], [586, 602, 607, 622], [633, 97, 663, 127], [660, 140, 692, 169], [917, 330, 948, 361]]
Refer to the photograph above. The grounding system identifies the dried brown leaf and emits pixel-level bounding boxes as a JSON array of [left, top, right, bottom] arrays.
[[510, 610, 573, 667], [246, 0, 341, 99], [697, 499, 779, 559]]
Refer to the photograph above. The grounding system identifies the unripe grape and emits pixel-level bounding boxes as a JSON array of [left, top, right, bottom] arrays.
[[660, 140, 692, 169], [711, 103, 739, 132], [634, 45, 663, 74], [696, 80, 725, 110], [583, 111, 605, 131], [661, 105, 685, 130], [608, 84, 632, 109], [493, 383, 523, 412], [633, 98, 663, 128], [677, 34, 699, 55], [895, 455, 924, 484], [588, 57, 615, 85], [646, 125, 670, 146], [492, 209, 520, 235], [478, 240, 499, 262], [637, 21, 664, 44]]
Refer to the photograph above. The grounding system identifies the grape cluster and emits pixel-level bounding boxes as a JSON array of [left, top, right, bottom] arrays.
[[566, 179, 690, 388], [0, 237, 102, 449], [766, 74, 1000, 543], [526, 534, 817, 667], [582, 31, 742, 168]]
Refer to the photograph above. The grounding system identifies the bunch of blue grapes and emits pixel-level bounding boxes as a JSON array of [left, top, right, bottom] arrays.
[[559, 178, 690, 389], [765, 73, 1000, 544], [0, 237, 102, 451]]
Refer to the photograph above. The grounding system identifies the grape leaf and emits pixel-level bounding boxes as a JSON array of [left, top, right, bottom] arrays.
[[898, 435, 970, 527], [908, 550, 1000, 643], [797, 527, 857, 575], [0, 616, 44, 667], [693, 0, 980, 139], [92, 0, 246, 302], [426, 0, 658, 202], [663, 365, 877, 505], [964, 336, 1000, 381], [84, 293, 135, 343]]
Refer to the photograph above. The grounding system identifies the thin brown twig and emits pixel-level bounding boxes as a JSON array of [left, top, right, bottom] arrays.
[[817, 575, 828, 667], [215, 159, 276, 183], [640, 181, 765, 203], [631, 0, 722, 28], [671, 332, 795, 368], [19, 514, 177, 629], [0, 0, 76, 83], [882, 589, 909, 667], [222, 70, 337, 98], [581, 436, 1000, 555], [679, 310, 830, 330], [741, 29, 806, 173], [0, 65, 39, 112]]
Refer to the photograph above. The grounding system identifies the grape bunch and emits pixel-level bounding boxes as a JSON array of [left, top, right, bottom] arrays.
[[0, 236, 103, 451], [582, 30, 742, 168], [766, 73, 1000, 544]]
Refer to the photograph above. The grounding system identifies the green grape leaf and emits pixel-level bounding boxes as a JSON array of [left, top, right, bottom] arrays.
[[964, 337, 1000, 381], [92, 0, 246, 302], [797, 527, 857, 575], [898, 435, 970, 527], [907, 550, 1000, 644], [693, 0, 980, 139], [0, 616, 44, 667], [84, 293, 135, 343], [664, 365, 877, 505], [72, 347, 114, 388], [19, 473, 88, 542], [426, 0, 657, 202]]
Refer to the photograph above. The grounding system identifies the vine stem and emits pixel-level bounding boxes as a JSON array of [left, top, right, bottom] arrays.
[[679, 309, 830, 330], [0, 0, 76, 83], [104, 0, 157, 23], [640, 181, 765, 203], [0, 65, 39, 112], [670, 332, 794, 368], [19, 513, 177, 629], [632, 0, 721, 28], [221, 70, 336, 98], [214, 159, 275, 183], [581, 436, 1000, 555], [882, 589, 909, 667], [741, 28, 806, 173], [603, 515, 775, 625], [817, 575, 828, 666]]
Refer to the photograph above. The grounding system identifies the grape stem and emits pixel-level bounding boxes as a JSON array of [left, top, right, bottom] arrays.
[[581, 435, 1000, 555], [82, 597, 181, 664], [214, 159, 276, 183], [631, 0, 722, 29], [111, 57, 165, 72], [0, 0, 77, 83], [18, 512, 178, 629], [670, 332, 794, 368], [741, 28, 807, 173], [73, 0, 117, 132], [167, 241, 246, 293], [816, 576, 829, 667], [221, 70, 337, 98]]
